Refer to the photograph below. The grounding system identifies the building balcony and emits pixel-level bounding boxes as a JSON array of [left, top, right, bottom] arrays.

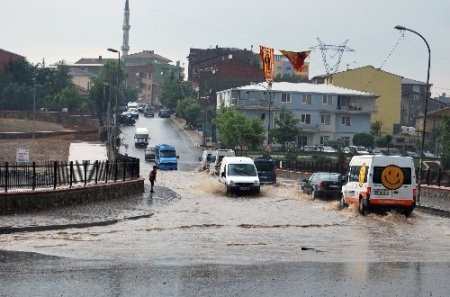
[[337, 105, 377, 114], [232, 99, 269, 109]]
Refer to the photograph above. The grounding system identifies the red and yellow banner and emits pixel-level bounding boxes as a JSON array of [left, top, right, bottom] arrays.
[[259, 45, 274, 82], [280, 49, 310, 73]]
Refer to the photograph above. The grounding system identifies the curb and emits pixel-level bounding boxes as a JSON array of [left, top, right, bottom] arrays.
[[0, 213, 153, 235], [416, 205, 450, 218]]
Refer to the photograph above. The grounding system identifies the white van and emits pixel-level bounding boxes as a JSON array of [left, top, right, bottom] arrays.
[[209, 149, 235, 175], [341, 155, 416, 216], [134, 127, 149, 147], [218, 156, 260, 195]]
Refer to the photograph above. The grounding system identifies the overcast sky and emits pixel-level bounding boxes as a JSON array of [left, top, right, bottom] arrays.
[[1, 0, 449, 96]]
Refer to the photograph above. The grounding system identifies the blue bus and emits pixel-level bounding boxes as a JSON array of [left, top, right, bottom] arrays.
[[155, 144, 178, 170]]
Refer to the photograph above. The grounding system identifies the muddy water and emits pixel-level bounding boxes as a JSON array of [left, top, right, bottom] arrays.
[[0, 171, 449, 265]]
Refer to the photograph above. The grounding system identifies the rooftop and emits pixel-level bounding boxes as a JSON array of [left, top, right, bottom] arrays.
[[232, 82, 377, 97]]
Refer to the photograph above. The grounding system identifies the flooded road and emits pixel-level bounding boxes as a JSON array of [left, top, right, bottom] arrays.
[[0, 116, 449, 296], [0, 171, 449, 296], [119, 115, 202, 173]]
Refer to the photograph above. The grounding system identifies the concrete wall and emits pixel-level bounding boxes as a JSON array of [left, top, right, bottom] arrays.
[[0, 179, 144, 215]]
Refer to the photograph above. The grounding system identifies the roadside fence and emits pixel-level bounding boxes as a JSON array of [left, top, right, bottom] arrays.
[[0, 154, 140, 193], [273, 159, 450, 187]]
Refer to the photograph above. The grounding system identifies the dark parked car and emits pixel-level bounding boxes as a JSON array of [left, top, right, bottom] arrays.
[[144, 107, 155, 117], [117, 112, 136, 126], [159, 108, 170, 118], [254, 158, 277, 184], [300, 172, 343, 199]]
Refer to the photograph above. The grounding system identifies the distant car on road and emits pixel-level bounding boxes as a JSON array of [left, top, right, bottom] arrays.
[[301, 172, 343, 199], [253, 158, 277, 184], [128, 108, 139, 119], [159, 108, 170, 118], [144, 107, 155, 117]]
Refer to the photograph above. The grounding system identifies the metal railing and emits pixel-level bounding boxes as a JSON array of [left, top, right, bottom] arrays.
[[0, 154, 140, 193], [274, 159, 450, 187]]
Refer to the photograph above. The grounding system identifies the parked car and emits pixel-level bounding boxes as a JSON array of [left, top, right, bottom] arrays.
[[301, 145, 317, 152], [301, 172, 343, 199], [117, 112, 136, 126], [159, 108, 170, 118], [253, 158, 277, 184], [144, 107, 155, 117], [144, 146, 156, 162], [405, 151, 419, 158], [128, 108, 139, 119], [423, 151, 438, 158], [342, 147, 352, 154], [321, 146, 337, 153]]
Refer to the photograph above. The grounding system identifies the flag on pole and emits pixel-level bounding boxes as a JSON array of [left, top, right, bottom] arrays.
[[259, 45, 274, 82], [279, 50, 311, 73]]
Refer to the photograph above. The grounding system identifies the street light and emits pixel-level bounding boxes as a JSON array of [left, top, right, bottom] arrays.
[[258, 82, 273, 145], [107, 48, 121, 161], [394, 25, 431, 205]]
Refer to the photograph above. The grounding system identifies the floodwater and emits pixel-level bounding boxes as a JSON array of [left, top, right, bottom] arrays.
[[0, 170, 448, 266]]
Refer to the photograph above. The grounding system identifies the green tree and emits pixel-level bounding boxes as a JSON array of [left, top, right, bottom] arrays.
[[370, 120, 383, 138], [160, 70, 194, 110], [213, 105, 265, 151], [353, 133, 375, 148], [53, 86, 83, 111], [176, 97, 201, 127], [440, 116, 450, 169], [88, 60, 130, 125], [270, 107, 301, 150], [376, 134, 393, 149]]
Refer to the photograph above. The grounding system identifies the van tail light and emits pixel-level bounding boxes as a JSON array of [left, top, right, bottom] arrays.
[[413, 188, 417, 202], [319, 182, 325, 190], [367, 187, 371, 199]]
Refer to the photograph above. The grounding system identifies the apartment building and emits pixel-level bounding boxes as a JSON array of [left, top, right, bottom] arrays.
[[217, 82, 377, 147]]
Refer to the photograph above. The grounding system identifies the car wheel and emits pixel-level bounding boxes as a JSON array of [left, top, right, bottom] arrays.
[[359, 198, 368, 216], [403, 207, 414, 217], [226, 185, 230, 195]]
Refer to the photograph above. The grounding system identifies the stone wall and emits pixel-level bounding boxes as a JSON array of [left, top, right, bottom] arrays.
[[0, 110, 99, 129], [0, 179, 144, 215], [419, 186, 450, 212]]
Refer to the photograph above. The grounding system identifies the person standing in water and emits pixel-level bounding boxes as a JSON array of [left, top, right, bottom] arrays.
[[149, 165, 157, 193]]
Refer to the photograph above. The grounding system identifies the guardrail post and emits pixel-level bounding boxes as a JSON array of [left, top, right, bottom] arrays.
[[53, 161, 57, 190], [123, 159, 127, 181], [105, 160, 109, 183], [95, 160, 99, 184], [115, 159, 118, 182], [70, 161, 73, 188], [32, 162, 36, 191], [84, 161, 87, 186], [437, 168, 441, 187], [4, 162, 8, 193]]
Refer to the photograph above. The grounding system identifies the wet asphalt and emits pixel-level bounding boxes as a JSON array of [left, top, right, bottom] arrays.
[[0, 184, 179, 234]]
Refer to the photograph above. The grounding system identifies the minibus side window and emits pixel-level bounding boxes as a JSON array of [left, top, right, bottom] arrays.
[[348, 166, 360, 182]]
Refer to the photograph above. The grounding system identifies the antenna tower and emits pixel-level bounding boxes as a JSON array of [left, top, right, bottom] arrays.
[[312, 38, 355, 75]]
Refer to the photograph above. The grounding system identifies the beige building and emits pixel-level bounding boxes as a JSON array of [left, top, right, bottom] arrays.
[[324, 66, 402, 135]]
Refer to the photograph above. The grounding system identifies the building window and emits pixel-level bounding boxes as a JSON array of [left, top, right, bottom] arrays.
[[339, 96, 350, 106], [322, 95, 332, 105], [321, 114, 331, 125], [281, 93, 291, 103], [320, 136, 329, 145], [302, 94, 312, 105], [341, 116, 351, 126], [413, 85, 420, 93], [301, 114, 311, 124], [341, 137, 350, 146]]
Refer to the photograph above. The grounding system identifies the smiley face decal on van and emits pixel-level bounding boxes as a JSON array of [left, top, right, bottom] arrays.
[[381, 165, 404, 190]]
